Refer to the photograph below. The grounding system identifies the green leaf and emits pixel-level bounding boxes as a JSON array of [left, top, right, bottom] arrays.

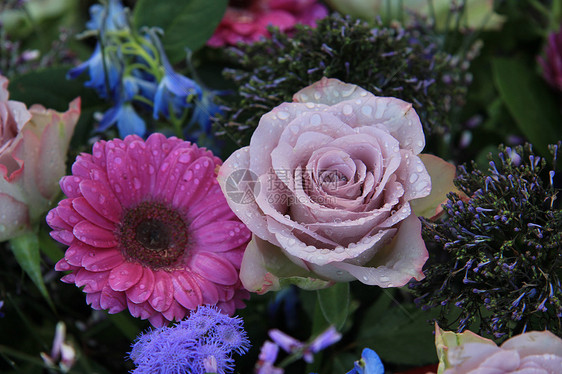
[[9, 233, 54, 310], [133, 0, 228, 63], [316, 283, 350, 330], [357, 303, 439, 366], [492, 58, 562, 157], [107, 313, 141, 341]]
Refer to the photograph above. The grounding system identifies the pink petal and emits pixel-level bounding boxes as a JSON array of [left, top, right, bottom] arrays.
[[127, 299, 155, 320], [99, 284, 127, 314], [79, 179, 122, 223], [65, 241, 95, 266], [105, 145, 136, 208], [331, 213, 428, 287], [108, 261, 143, 291], [172, 155, 217, 210], [192, 221, 250, 252], [81, 248, 124, 272], [73, 220, 118, 248], [72, 197, 115, 230], [189, 197, 237, 231], [75, 268, 110, 293], [59, 175, 83, 198], [148, 271, 173, 312], [148, 313, 166, 327], [85, 292, 102, 310], [190, 252, 239, 285], [50, 229, 75, 246], [126, 267, 156, 304], [161, 300, 187, 322], [293, 77, 369, 105], [217, 147, 275, 243], [502, 331, 562, 357], [193, 274, 220, 305], [171, 271, 203, 310], [393, 150, 431, 202]]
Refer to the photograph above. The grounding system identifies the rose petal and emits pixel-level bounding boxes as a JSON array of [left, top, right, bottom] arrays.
[[410, 154, 460, 219], [293, 77, 370, 105], [331, 213, 428, 287]]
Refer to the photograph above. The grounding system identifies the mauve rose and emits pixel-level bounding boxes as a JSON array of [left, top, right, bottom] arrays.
[[218, 78, 455, 293], [0, 75, 80, 241], [436, 325, 562, 373]]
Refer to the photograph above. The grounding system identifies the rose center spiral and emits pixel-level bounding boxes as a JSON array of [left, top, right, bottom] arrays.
[[118, 202, 188, 269]]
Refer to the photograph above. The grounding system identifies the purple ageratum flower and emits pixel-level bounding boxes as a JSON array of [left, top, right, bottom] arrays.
[[539, 25, 562, 91], [129, 305, 250, 374], [346, 348, 384, 374]]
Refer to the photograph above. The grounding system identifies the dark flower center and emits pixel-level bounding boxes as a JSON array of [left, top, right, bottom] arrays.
[[118, 202, 188, 269]]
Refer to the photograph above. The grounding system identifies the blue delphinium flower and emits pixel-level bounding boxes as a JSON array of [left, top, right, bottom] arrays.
[[346, 348, 384, 374], [129, 305, 250, 374], [152, 55, 202, 121], [67, 43, 121, 99], [85, 0, 127, 32]]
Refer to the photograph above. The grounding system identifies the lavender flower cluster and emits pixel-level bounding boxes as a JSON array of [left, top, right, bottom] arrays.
[[411, 143, 562, 339], [129, 305, 250, 374]]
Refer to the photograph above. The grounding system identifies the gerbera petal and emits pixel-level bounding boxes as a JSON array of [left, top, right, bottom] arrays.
[[100, 284, 127, 314], [65, 241, 94, 266], [108, 261, 143, 291], [173, 155, 217, 209], [172, 271, 203, 310], [81, 248, 124, 272], [191, 253, 239, 286], [75, 268, 110, 293], [72, 197, 115, 230], [161, 300, 187, 322], [127, 299, 155, 319], [73, 220, 118, 248], [126, 267, 156, 304], [79, 179, 122, 223], [192, 221, 251, 253], [86, 292, 102, 310], [193, 274, 220, 305], [148, 271, 173, 312]]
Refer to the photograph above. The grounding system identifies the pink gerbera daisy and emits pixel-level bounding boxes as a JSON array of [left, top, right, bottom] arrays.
[[47, 133, 251, 327], [207, 0, 328, 47]]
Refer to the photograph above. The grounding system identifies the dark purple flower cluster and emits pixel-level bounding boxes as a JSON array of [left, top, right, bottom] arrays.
[[215, 13, 473, 147], [410, 143, 562, 339], [129, 305, 250, 374]]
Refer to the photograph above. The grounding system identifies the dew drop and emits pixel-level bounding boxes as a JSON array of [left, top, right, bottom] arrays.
[[133, 178, 141, 190], [277, 111, 290, 120], [99, 195, 106, 204], [342, 104, 353, 116], [178, 153, 191, 163], [148, 165, 155, 175], [409, 174, 419, 183], [310, 114, 322, 126], [361, 105, 373, 116], [114, 157, 122, 165]]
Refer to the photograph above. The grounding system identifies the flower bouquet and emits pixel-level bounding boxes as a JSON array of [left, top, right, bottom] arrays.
[[0, 0, 561, 373]]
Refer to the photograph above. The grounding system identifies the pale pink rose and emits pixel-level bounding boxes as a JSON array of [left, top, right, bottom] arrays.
[[0, 75, 80, 241], [436, 325, 562, 373], [218, 78, 455, 293]]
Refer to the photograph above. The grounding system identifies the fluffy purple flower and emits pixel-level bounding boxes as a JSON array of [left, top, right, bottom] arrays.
[[129, 305, 250, 374]]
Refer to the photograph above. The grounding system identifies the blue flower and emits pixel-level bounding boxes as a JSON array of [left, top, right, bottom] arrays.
[[67, 43, 122, 99], [129, 305, 250, 374], [98, 101, 145, 137], [85, 0, 127, 32], [153, 53, 202, 120], [189, 89, 228, 134], [346, 348, 384, 374]]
